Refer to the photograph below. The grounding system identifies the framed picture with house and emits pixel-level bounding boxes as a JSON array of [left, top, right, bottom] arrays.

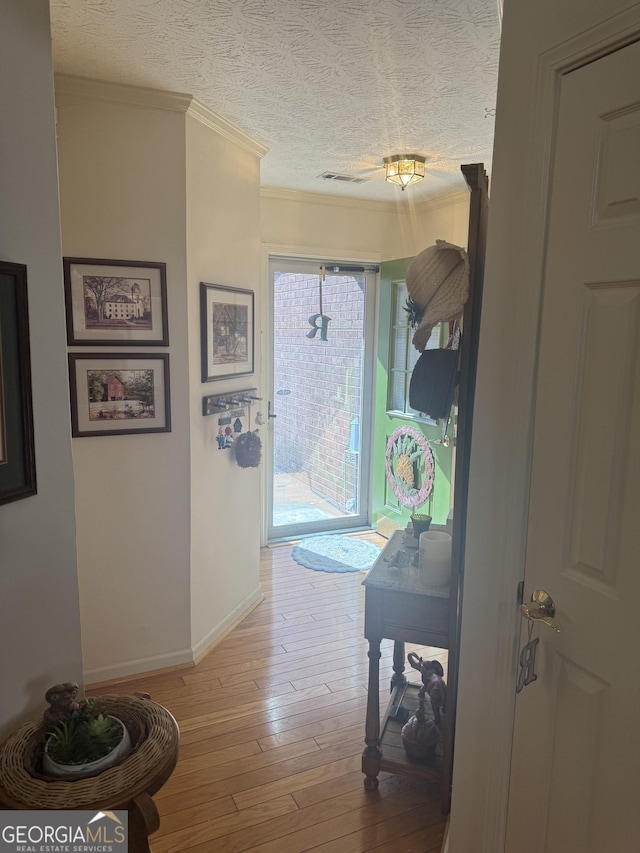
[[63, 257, 169, 346], [200, 282, 254, 381], [68, 353, 171, 437], [0, 261, 37, 504]]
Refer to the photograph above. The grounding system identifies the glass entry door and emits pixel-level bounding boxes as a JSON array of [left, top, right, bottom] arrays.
[[267, 257, 377, 541]]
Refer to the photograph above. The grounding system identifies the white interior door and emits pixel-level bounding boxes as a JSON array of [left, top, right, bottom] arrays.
[[506, 39, 640, 852]]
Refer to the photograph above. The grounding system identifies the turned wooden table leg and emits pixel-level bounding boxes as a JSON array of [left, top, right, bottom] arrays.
[[362, 636, 382, 791], [129, 792, 160, 853], [391, 639, 407, 690]]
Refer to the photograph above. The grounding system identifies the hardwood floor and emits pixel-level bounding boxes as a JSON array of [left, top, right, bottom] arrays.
[[91, 533, 448, 852]]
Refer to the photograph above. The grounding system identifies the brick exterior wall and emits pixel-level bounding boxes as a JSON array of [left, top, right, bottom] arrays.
[[273, 272, 364, 512]]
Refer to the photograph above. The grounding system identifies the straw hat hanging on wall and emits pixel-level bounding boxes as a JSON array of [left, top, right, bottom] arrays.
[[406, 239, 470, 351]]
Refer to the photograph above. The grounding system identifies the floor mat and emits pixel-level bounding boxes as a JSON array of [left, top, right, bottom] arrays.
[[291, 534, 381, 573]]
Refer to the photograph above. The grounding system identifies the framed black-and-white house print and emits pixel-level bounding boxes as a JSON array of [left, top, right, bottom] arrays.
[[200, 282, 254, 382], [68, 353, 171, 437], [63, 257, 169, 346], [0, 261, 37, 504]]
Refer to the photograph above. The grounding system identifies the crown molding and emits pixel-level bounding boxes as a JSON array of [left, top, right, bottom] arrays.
[[187, 99, 269, 158], [261, 184, 469, 216], [55, 74, 193, 112], [54, 75, 268, 159], [414, 188, 471, 216], [260, 186, 406, 214]]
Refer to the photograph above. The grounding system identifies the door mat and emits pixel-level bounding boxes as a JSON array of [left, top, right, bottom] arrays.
[[291, 534, 381, 573]]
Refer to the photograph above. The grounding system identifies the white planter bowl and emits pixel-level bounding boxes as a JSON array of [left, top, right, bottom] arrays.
[[42, 716, 131, 779]]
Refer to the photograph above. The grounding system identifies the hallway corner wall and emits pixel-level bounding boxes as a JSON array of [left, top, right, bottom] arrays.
[[0, 1, 83, 737]]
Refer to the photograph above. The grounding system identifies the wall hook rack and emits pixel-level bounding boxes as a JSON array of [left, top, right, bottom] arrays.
[[202, 388, 261, 416]]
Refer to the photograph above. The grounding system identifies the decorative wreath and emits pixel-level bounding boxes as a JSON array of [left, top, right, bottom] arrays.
[[234, 430, 262, 468], [384, 426, 435, 509]]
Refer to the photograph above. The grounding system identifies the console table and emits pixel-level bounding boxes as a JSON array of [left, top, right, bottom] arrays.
[[361, 528, 450, 806], [360, 166, 489, 816]]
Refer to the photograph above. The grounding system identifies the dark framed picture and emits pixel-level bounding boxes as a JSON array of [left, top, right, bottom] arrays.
[[63, 257, 169, 346], [0, 261, 37, 504], [68, 353, 171, 437], [200, 282, 254, 382]]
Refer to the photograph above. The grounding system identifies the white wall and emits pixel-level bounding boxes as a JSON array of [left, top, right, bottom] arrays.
[[0, 1, 83, 737], [55, 79, 266, 681], [261, 188, 470, 261], [185, 115, 263, 654], [56, 81, 192, 682]]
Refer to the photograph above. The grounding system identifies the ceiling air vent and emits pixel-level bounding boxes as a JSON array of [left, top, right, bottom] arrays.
[[319, 172, 368, 184]]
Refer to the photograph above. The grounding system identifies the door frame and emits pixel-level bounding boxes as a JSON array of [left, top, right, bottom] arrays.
[[450, 6, 640, 852], [260, 244, 381, 546]]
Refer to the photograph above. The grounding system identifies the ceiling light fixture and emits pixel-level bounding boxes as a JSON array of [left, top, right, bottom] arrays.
[[383, 154, 426, 190]]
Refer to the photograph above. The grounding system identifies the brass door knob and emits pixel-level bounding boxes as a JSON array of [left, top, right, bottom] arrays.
[[520, 589, 561, 632]]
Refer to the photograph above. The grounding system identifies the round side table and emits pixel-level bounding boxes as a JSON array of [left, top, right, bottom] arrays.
[[0, 694, 179, 853]]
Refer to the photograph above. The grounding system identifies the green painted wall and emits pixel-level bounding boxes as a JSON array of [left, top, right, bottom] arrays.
[[372, 258, 453, 531]]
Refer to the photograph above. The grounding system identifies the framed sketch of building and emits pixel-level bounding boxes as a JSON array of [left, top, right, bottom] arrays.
[[64, 257, 168, 346], [200, 282, 254, 381], [68, 353, 171, 437]]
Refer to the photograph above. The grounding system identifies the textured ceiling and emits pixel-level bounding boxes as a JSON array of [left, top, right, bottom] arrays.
[[49, 0, 501, 202]]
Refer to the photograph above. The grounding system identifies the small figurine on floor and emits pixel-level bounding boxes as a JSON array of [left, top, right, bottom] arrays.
[[401, 696, 440, 760], [407, 653, 447, 724]]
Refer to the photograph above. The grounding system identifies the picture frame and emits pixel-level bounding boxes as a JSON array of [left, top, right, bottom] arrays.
[[63, 257, 169, 346], [0, 261, 37, 504], [68, 353, 171, 437], [200, 282, 254, 382]]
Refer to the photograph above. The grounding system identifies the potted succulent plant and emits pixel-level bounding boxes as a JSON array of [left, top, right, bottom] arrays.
[[409, 508, 432, 538], [42, 698, 131, 779]]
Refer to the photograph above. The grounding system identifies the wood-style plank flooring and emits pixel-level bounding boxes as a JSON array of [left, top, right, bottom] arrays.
[[91, 532, 448, 852]]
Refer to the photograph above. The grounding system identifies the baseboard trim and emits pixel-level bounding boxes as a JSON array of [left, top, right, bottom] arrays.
[[85, 585, 264, 688], [192, 586, 264, 664], [441, 816, 450, 853], [84, 648, 195, 688]]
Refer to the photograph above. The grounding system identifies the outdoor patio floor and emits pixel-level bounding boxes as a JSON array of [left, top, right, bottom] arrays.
[[272, 471, 348, 527]]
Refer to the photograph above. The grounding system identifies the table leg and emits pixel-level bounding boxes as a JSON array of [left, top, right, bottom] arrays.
[[391, 640, 407, 690], [129, 792, 159, 853], [362, 637, 382, 791]]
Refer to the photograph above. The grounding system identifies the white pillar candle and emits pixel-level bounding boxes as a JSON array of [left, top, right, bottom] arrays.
[[419, 530, 452, 586]]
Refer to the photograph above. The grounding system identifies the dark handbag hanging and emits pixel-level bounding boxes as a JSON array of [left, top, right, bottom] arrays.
[[409, 326, 460, 420]]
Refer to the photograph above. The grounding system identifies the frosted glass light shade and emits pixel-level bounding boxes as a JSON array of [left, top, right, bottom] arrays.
[[384, 154, 426, 190]]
